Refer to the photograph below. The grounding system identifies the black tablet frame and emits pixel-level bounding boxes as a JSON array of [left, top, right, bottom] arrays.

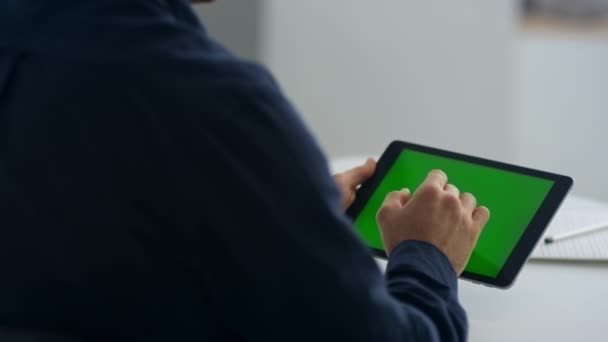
[[346, 141, 573, 289]]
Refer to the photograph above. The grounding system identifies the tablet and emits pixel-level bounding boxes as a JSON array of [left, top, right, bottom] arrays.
[[346, 141, 573, 289]]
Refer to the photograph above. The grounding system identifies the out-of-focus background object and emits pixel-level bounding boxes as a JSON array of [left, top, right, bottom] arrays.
[[524, 0, 608, 21]]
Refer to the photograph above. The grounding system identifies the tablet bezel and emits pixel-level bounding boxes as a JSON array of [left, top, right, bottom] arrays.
[[346, 140, 573, 289]]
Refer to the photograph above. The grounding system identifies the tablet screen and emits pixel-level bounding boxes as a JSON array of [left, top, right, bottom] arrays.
[[353, 149, 554, 278]]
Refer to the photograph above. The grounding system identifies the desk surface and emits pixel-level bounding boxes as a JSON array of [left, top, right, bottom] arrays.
[[374, 258, 608, 342], [332, 157, 608, 342], [461, 260, 608, 342]]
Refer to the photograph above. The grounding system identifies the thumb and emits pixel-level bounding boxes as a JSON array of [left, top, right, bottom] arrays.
[[337, 158, 376, 190]]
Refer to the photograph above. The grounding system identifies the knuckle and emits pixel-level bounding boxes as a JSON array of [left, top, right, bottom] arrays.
[[430, 169, 446, 178], [443, 193, 461, 208], [420, 184, 441, 198]]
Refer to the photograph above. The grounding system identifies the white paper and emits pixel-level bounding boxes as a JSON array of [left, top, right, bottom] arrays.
[[531, 196, 608, 261]]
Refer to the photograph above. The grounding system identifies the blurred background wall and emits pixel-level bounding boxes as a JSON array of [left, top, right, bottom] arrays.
[[194, 1, 608, 201], [194, 1, 261, 60], [261, 1, 517, 163], [517, 33, 608, 201]]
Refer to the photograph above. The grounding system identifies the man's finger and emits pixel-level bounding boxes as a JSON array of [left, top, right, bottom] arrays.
[[337, 158, 376, 189], [377, 189, 410, 223], [460, 193, 476, 210], [424, 169, 448, 189], [444, 184, 460, 197], [384, 188, 411, 208], [473, 206, 490, 227]]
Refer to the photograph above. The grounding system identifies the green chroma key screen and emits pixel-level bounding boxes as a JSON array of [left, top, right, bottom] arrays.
[[353, 149, 554, 278]]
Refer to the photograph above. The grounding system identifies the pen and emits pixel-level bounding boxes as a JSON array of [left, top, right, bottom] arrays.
[[544, 223, 608, 244]]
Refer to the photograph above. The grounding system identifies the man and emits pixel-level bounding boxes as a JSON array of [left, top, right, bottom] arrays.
[[0, 0, 489, 341]]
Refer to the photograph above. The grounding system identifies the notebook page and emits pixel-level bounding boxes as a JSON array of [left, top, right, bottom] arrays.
[[530, 196, 608, 260]]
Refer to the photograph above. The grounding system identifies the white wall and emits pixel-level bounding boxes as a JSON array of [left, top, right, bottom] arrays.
[[194, 2, 261, 60], [200, 1, 606, 200], [261, 1, 518, 162], [516, 33, 608, 201]]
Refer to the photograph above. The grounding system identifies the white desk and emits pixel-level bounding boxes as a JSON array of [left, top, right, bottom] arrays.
[[461, 260, 608, 342], [332, 157, 608, 342], [373, 258, 608, 342]]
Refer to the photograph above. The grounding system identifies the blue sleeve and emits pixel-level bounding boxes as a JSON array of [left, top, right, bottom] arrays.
[[387, 241, 468, 340], [126, 45, 468, 341]]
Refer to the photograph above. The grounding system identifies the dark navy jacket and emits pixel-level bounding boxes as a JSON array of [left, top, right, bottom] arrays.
[[0, 1, 467, 341]]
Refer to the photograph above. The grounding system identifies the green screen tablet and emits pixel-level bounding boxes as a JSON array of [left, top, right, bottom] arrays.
[[346, 141, 572, 289]]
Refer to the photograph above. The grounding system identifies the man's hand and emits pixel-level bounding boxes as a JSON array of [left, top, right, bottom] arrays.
[[334, 158, 376, 211], [376, 170, 490, 275]]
